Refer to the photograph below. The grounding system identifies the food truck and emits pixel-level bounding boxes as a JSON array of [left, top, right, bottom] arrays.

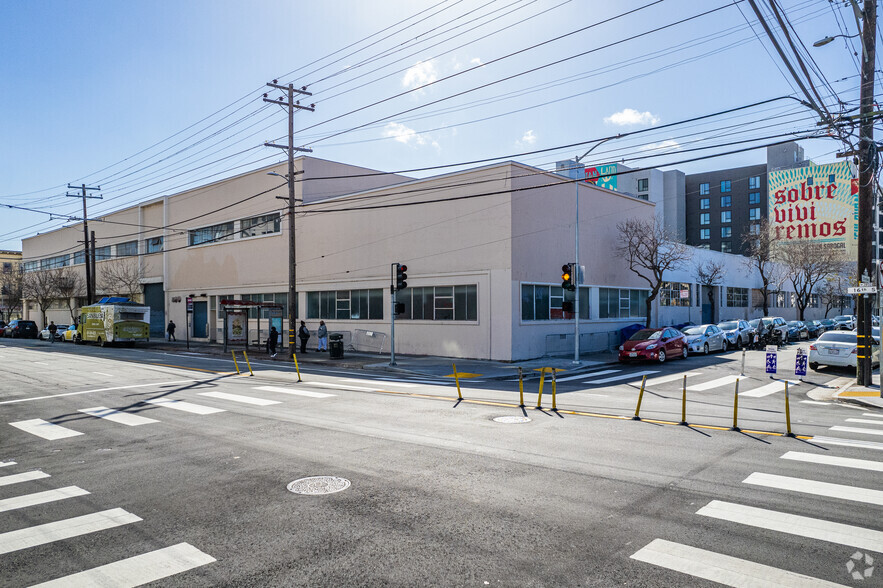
[[76, 298, 150, 346]]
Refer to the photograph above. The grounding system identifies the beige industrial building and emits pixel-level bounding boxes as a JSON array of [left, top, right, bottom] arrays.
[[0, 250, 23, 322], [20, 156, 822, 360]]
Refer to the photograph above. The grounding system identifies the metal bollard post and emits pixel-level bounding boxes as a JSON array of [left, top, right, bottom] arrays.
[[231, 351, 241, 375], [242, 350, 254, 376], [518, 367, 525, 407], [551, 370, 558, 411], [292, 353, 302, 382], [740, 348, 746, 376], [729, 379, 740, 431], [784, 381, 795, 437], [452, 363, 462, 400], [678, 374, 688, 425], [536, 369, 545, 409], [632, 375, 647, 420]]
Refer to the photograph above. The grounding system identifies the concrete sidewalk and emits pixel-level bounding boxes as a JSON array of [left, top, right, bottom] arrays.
[[143, 338, 619, 380], [835, 378, 883, 410]]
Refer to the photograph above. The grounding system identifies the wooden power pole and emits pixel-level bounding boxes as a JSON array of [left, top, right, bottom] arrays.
[[66, 184, 101, 305]]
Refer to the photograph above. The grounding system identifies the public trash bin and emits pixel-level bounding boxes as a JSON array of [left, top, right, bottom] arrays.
[[329, 333, 344, 359]]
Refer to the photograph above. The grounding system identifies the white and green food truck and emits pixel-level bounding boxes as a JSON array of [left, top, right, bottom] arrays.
[[76, 301, 150, 346]]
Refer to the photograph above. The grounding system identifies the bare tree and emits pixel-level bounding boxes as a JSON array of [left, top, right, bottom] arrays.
[[98, 257, 146, 301], [615, 217, 690, 327], [0, 267, 24, 323], [818, 271, 852, 318], [776, 241, 848, 321], [695, 259, 726, 319], [741, 219, 782, 316], [53, 267, 85, 323], [22, 270, 58, 326]]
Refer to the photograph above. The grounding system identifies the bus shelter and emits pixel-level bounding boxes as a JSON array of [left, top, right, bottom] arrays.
[[220, 299, 283, 353]]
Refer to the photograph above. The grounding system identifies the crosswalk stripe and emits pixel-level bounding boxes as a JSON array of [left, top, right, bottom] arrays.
[[800, 400, 831, 405], [0, 470, 50, 487], [696, 500, 883, 552], [781, 451, 883, 473], [0, 461, 15, 467], [581, 371, 659, 385], [557, 370, 620, 383], [845, 418, 883, 426], [862, 413, 883, 418], [254, 386, 335, 398], [344, 379, 418, 388], [10, 419, 83, 440], [30, 542, 216, 587], [198, 392, 280, 406], [829, 426, 883, 437], [631, 372, 702, 387], [78, 407, 159, 426], [687, 375, 741, 391], [0, 508, 142, 555], [303, 382, 374, 392], [812, 436, 883, 451], [630, 538, 843, 588], [739, 380, 800, 398], [0, 486, 89, 513], [743, 472, 883, 506], [144, 398, 226, 415]]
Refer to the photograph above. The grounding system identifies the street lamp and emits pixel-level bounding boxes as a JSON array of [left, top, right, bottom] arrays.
[[813, 33, 859, 48]]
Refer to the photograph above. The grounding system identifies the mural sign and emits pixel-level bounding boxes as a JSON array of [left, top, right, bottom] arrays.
[[584, 164, 618, 191]]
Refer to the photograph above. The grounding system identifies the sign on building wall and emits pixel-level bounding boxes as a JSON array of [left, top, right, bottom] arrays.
[[768, 161, 856, 257], [584, 164, 618, 191]]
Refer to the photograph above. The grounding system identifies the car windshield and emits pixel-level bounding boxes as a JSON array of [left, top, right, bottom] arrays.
[[628, 329, 663, 341], [748, 319, 760, 327], [834, 316, 850, 321], [787, 321, 802, 327], [818, 332, 857, 344], [718, 322, 738, 330], [682, 327, 706, 335]]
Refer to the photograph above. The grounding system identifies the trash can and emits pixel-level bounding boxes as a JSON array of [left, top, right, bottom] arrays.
[[329, 333, 344, 359]]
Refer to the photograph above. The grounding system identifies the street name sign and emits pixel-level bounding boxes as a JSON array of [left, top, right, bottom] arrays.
[[848, 286, 876, 294]]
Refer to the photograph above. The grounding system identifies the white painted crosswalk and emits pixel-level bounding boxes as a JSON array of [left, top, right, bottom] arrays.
[[0, 508, 142, 555], [630, 372, 701, 387], [254, 385, 335, 398], [0, 470, 50, 486], [0, 461, 16, 467], [781, 451, 883, 473], [557, 369, 620, 383], [198, 391, 280, 406], [144, 397, 226, 415], [78, 406, 159, 426], [829, 425, 883, 437], [743, 472, 883, 506], [0, 486, 89, 513], [738, 379, 800, 398], [581, 370, 659, 385], [845, 418, 883, 425], [686, 375, 740, 391], [10, 419, 83, 440]]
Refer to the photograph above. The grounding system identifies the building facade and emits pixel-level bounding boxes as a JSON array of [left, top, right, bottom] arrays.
[[0, 250, 22, 322]]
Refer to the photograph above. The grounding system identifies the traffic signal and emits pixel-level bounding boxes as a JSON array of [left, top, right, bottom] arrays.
[[561, 263, 575, 291], [395, 263, 408, 291]]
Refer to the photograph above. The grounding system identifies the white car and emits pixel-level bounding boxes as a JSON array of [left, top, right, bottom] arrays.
[[681, 324, 727, 354], [38, 324, 68, 341], [809, 331, 879, 370], [833, 315, 855, 330]]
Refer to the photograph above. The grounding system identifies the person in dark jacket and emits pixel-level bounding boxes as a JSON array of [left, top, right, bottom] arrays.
[[48, 321, 58, 344], [167, 320, 177, 341], [298, 321, 310, 353], [267, 326, 278, 358]]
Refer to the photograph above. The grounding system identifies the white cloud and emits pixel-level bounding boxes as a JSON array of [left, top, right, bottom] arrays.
[[604, 108, 660, 126], [382, 122, 440, 151], [639, 139, 681, 152], [519, 130, 537, 145], [470, 57, 483, 66], [402, 61, 438, 89]]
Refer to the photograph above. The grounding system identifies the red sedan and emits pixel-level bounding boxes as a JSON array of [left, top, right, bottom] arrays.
[[618, 327, 688, 363]]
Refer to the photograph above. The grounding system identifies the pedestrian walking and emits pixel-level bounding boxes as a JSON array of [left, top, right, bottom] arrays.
[[267, 326, 278, 358], [167, 320, 177, 341], [48, 321, 57, 344], [317, 320, 328, 351], [298, 320, 310, 353]]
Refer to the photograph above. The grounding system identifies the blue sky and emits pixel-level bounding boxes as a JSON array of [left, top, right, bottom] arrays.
[[0, 0, 870, 251]]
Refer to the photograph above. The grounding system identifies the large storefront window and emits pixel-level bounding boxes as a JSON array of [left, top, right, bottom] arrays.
[[307, 289, 383, 320], [726, 287, 748, 307], [660, 282, 691, 307], [397, 285, 476, 321], [521, 284, 588, 320], [598, 288, 648, 319]]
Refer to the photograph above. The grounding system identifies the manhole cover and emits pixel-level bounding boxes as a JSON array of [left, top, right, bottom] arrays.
[[493, 415, 532, 424], [287, 476, 351, 495]]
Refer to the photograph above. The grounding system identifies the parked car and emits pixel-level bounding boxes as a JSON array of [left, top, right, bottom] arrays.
[[749, 317, 789, 344], [833, 315, 856, 330], [618, 327, 688, 363], [62, 324, 79, 342], [786, 321, 809, 341], [38, 324, 69, 341], [803, 320, 825, 338], [819, 318, 838, 332], [681, 324, 727, 354], [809, 330, 880, 370], [3, 319, 39, 339], [717, 320, 753, 349]]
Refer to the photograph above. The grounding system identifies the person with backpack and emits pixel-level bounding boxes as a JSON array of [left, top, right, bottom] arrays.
[[267, 326, 279, 358], [298, 321, 310, 353], [167, 320, 177, 341]]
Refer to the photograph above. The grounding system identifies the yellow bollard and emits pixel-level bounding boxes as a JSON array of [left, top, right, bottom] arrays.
[[231, 351, 241, 375], [242, 350, 254, 376], [729, 379, 740, 431], [453, 363, 462, 400], [784, 381, 795, 437], [551, 370, 558, 411], [536, 369, 545, 409], [292, 353, 302, 382], [678, 374, 688, 425], [518, 367, 524, 407], [632, 375, 647, 420]]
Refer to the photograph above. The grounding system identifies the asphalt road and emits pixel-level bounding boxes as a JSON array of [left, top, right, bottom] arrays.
[[1, 338, 881, 586]]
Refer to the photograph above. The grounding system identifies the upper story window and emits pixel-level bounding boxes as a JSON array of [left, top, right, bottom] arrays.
[[40, 255, 69, 269], [700, 228, 710, 240], [700, 213, 710, 226], [749, 176, 761, 189], [240, 213, 281, 238], [749, 192, 760, 204], [637, 178, 649, 192], [721, 241, 732, 253], [23, 261, 38, 272], [721, 211, 732, 224], [749, 207, 761, 221], [721, 227, 732, 238], [94, 246, 112, 261], [700, 198, 710, 210], [2, 262, 11, 273], [116, 241, 138, 257], [720, 180, 731, 193], [699, 183, 710, 195], [189, 222, 234, 246], [720, 196, 731, 208], [145, 236, 163, 254], [73, 251, 85, 265]]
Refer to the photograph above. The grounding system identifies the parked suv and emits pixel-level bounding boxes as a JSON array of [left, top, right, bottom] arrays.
[[4, 320, 39, 339], [750, 317, 788, 344], [833, 315, 855, 330], [718, 319, 753, 349]]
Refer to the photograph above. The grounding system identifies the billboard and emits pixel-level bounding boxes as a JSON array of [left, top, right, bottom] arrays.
[[584, 164, 617, 191], [768, 161, 856, 257]]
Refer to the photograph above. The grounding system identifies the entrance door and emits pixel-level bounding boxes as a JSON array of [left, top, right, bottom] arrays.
[[143, 283, 165, 338], [193, 301, 208, 338], [701, 285, 713, 324]]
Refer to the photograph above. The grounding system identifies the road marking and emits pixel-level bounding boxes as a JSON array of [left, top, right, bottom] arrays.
[[800, 400, 831, 405], [0, 486, 89, 513], [0, 470, 50, 487], [0, 461, 15, 467], [0, 508, 141, 555], [687, 375, 741, 391], [845, 418, 883, 426], [30, 542, 216, 587], [254, 386, 335, 398], [740, 380, 800, 398], [743, 472, 883, 506], [862, 413, 883, 418], [581, 370, 658, 385], [303, 382, 374, 392], [697, 500, 883, 552], [32, 361, 48, 366], [144, 398, 226, 415], [631, 372, 702, 387], [812, 436, 883, 451], [78, 407, 160, 426], [344, 379, 418, 388], [630, 538, 843, 588], [781, 451, 883, 473], [198, 392, 280, 406], [9, 419, 83, 440], [0, 380, 197, 405], [557, 370, 620, 383], [92, 372, 114, 377], [829, 426, 883, 437]]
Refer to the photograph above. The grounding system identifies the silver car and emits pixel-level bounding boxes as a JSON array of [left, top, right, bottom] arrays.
[[833, 315, 855, 330], [682, 324, 727, 354], [717, 320, 753, 349]]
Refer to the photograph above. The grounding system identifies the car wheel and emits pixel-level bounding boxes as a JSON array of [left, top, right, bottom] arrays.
[[97, 336, 105, 347], [657, 349, 666, 363], [809, 362, 819, 371], [37, 334, 43, 340], [723, 340, 729, 352], [703, 343, 709, 355], [736, 337, 743, 350], [681, 346, 688, 360]]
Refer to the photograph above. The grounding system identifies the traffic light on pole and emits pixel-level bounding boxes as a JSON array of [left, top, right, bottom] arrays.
[[395, 263, 408, 291], [561, 263, 575, 291]]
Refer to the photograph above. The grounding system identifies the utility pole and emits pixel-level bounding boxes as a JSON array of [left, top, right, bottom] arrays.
[[263, 80, 314, 357], [90, 231, 97, 301], [66, 184, 101, 305], [856, 0, 877, 387]]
